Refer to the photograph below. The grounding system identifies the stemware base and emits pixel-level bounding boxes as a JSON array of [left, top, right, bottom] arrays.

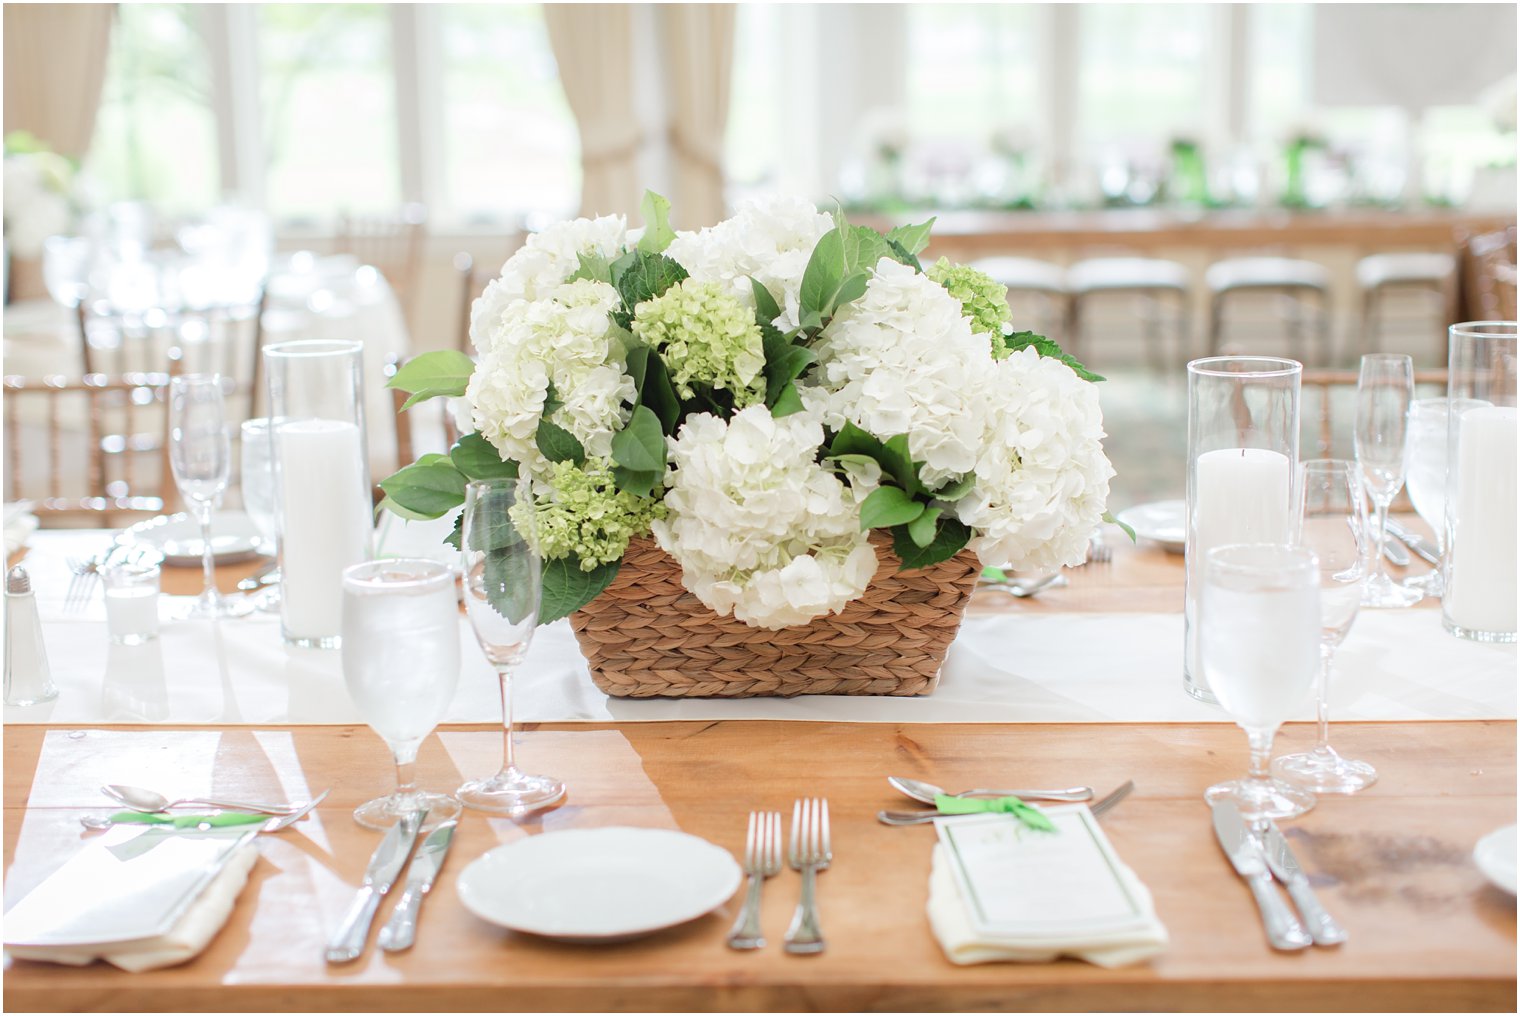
[[1204, 776, 1316, 822], [1272, 747, 1378, 794], [1401, 570, 1442, 598], [353, 791, 461, 831], [459, 767, 565, 816], [1361, 573, 1422, 608], [169, 590, 255, 620]]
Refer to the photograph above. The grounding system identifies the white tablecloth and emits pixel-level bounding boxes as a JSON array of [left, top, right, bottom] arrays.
[[8, 532, 1514, 727]]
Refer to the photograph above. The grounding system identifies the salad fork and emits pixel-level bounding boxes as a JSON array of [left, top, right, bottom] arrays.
[[64, 555, 102, 612], [783, 798, 831, 955], [726, 810, 782, 950]]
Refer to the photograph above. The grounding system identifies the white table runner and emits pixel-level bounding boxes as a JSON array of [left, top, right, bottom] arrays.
[[9, 535, 1514, 727]]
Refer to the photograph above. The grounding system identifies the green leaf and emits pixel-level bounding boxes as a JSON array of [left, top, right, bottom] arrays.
[[376, 495, 436, 522], [444, 512, 463, 550], [829, 421, 887, 461], [934, 474, 976, 501], [535, 418, 585, 463], [568, 250, 615, 284], [626, 345, 680, 432], [749, 276, 781, 324], [610, 405, 666, 472], [612, 465, 661, 497], [833, 269, 870, 311], [1102, 510, 1137, 542], [378, 458, 468, 518], [613, 250, 688, 329], [859, 485, 925, 530], [893, 516, 971, 570], [541, 379, 564, 418], [798, 228, 844, 323], [881, 434, 921, 495], [884, 238, 922, 272], [386, 350, 477, 411], [1003, 331, 1106, 383], [637, 190, 676, 253], [540, 557, 621, 625], [800, 224, 895, 325], [764, 342, 816, 406], [483, 546, 538, 624], [907, 506, 943, 548], [450, 432, 518, 480], [770, 382, 805, 417], [827, 452, 881, 472], [885, 218, 935, 256]]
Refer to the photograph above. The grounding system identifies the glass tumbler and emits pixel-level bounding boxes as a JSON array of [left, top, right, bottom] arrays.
[[103, 560, 161, 646]]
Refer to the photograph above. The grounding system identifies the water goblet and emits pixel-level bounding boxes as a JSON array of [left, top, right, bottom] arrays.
[[1272, 460, 1377, 794], [456, 479, 564, 816], [341, 559, 462, 830], [168, 374, 252, 619], [1354, 353, 1421, 607], [239, 418, 280, 611], [1201, 543, 1321, 821]]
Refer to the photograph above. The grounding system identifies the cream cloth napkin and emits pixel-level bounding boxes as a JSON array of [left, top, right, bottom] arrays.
[[926, 842, 1168, 968], [5, 842, 258, 971]]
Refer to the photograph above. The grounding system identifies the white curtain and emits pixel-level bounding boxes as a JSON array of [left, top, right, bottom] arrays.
[[3, 4, 115, 160], [544, 3, 644, 219], [660, 4, 735, 228]]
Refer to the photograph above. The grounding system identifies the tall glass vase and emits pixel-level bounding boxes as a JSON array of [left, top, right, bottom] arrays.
[[264, 339, 373, 648], [1443, 322, 1517, 643], [1185, 356, 1302, 702]]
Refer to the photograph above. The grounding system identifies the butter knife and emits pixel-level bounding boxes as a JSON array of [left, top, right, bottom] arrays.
[[377, 820, 456, 953], [1385, 518, 1441, 566], [1210, 801, 1311, 951], [1259, 821, 1347, 946], [325, 809, 427, 963]]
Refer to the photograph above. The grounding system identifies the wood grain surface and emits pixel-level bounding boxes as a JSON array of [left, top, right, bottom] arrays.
[[3, 720, 1514, 1012]]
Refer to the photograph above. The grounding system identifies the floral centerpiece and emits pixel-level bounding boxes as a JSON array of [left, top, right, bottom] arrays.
[[3, 131, 83, 302], [384, 193, 1116, 696]]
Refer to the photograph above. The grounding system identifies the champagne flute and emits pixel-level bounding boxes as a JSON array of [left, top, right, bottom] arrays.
[[457, 479, 564, 815], [239, 418, 280, 611], [1354, 353, 1421, 607], [341, 558, 462, 830], [1402, 397, 1489, 598], [168, 375, 252, 619], [1272, 460, 1377, 793], [1201, 543, 1320, 821]]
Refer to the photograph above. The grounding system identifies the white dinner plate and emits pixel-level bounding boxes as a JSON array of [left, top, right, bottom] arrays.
[[1473, 824, 1517, 895], [121, 512, 268, 567], [457, 827, 742, 942], [1115, 500, 1186, 554]]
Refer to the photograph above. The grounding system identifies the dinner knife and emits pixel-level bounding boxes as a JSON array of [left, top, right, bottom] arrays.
[[1385, 518, 1441, 566], [1381, 534, 1411, 568], [1210, 801, 1311, 951], [1258, 821, 1347, 946], [377, 820, 456, 953], [325, 809, 427, 963]]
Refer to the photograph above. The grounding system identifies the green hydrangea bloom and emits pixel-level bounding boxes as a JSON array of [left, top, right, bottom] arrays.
[[927, 257, 1014, 357], [631, 278, 766, 405], [511, 458, 666, 570]]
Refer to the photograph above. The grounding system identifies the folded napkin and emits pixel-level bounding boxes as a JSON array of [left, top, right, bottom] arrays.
[[5, 841, 259, 972], [3, 502, 37, 556], [105, 811, 270, 829], [926, 813, 1168, 968]]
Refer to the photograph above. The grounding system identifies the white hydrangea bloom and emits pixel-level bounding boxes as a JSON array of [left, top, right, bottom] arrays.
[[651, 406, 878, 630], [954, 347, 1115, 572], [470, 213, 628, 355], [467, 278, 636, 477], [808, 258, 996, 489], [666, 195, 833, 331]]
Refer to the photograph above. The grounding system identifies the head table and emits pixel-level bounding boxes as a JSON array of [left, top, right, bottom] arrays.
[[3, 524, 1514, 1012]]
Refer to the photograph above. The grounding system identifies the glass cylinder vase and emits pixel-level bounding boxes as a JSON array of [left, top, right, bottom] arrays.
[[1443, 322, 1517, 643], [264, 339, 373, 648], [1184, 356, 1302, 702]]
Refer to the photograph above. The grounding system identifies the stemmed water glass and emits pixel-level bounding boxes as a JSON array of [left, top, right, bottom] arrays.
[[1354, 353, 1421, 607], [1200, 543, 1321, 821], [340, 558, 462, 830], [1273, 460, 1377, 794], [239, 418, 280, 612], [457, 479, 565, 815], [168, 375, 252, 619]]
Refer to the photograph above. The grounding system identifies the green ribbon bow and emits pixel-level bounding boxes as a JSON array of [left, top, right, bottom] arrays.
[[107, 811, 269, 829], [933, 794, 1056, 833]]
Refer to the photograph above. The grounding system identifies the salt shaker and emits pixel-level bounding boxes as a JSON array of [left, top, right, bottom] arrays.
[[4, 565, 58, 706]]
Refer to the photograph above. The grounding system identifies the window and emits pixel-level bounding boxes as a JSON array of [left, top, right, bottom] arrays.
[[438, 4, 579, 224], [258, 4, 399, 222], [87, 4, 219, 213], [1077, 4, 1209, 155], [904, 5, 1040, 144], [725, 4, 785, 199]]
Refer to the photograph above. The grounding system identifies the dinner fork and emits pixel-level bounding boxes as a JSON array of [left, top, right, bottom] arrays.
[[64, 554, 104, 613], [726, 810, 783, 950], [783, 797, 831, 955], [1083, 529, 1113, 566]]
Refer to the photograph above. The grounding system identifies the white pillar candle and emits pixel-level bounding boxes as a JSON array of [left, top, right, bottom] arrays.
[[277, 420, 372, 642], [1445, 406, 1518, 635]]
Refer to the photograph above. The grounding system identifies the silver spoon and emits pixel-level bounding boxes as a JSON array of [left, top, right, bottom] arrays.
[[81, 791, 328, 832], [101, 783, 315, 816], [980, 572, 1068, 598], [879, 780, 1133, 826], [888, 776, 1093, 807]]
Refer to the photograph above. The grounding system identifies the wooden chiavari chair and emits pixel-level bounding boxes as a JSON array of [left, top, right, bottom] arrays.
[[1457, 226, 1518, 323], [335, 204, 427, 326]]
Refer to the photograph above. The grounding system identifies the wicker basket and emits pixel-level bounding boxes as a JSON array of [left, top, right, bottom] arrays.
[[568, 533, 981, 698]]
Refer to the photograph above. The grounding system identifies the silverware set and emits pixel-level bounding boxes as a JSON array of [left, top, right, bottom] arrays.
[[1211, 800, 1345, 951], [81, 783, 329, 831], [726, 798, 831, 955], [876, 777, 1131, 826], [327, 809, 458, 962]]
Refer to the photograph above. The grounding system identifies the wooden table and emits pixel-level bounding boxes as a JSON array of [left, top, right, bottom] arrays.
[[3, 526, 1513, 1012]]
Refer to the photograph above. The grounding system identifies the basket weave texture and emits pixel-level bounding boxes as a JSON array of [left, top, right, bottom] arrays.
[[568, 533, 981, 698]]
